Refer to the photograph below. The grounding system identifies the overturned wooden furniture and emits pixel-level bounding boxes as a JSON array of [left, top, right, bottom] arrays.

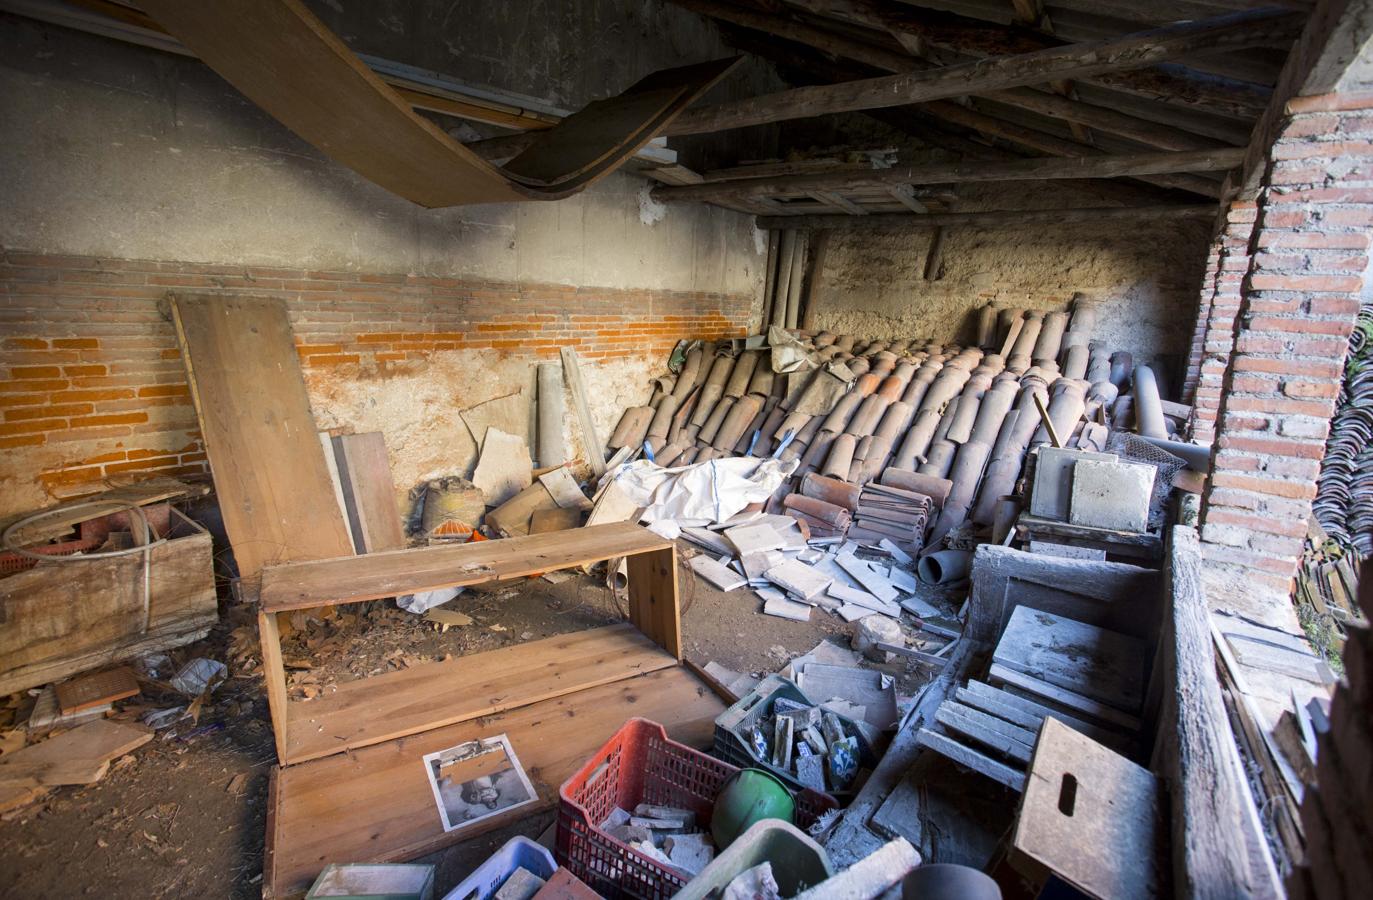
[[0, 487, 216, 696], [255, 522, 725, 898]]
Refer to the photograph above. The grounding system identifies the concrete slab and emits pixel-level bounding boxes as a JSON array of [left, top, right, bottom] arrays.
[[1069, 458, 1154, 533], [1030, 447, 1117, 521]]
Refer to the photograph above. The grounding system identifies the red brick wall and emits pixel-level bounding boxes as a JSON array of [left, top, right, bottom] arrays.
[[0, 250, 753, 512], [1183, 202, 1257, 445], [1199, 92, 1373, 607]]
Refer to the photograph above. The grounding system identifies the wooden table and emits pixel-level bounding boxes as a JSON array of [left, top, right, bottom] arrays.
[[254, 523, 725, 898]]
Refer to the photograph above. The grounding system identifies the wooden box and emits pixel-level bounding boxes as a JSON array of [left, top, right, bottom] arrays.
[[255, 522, 726, 898], [0, 507, 217, 695]]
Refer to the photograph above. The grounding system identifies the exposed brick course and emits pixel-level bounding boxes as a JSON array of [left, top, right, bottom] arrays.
[[1198, 98, 1372, 610], [1, 251, 754, 505]]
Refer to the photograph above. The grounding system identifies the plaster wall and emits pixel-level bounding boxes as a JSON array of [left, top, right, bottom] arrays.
[[810, 200, 1213, 382], [0, 11, 766, 515]]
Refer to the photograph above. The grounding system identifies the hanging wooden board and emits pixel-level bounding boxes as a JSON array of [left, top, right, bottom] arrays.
[[138, 0, 738, 206], [170, 294, 356, 582]]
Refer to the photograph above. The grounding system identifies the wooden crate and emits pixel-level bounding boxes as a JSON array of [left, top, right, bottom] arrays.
[[254, 522, 727, 898], [0, 507, 216, 695]]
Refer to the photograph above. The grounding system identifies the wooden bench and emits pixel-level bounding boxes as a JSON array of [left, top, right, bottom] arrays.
[[254, 522, 726, 898]]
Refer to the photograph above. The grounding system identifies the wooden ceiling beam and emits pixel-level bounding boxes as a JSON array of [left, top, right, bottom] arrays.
[[756, 203, 1217, 229], [676, 0, 1237, 152], [652, 148, 1244, 203], [664, 8, 1300, 136], [785, 0, 1283, 118], [918, 99, 1227, 196]]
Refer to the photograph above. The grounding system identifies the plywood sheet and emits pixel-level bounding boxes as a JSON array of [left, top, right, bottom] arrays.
[[266, 666, 725, 897], [283, 624, 676, 764], [170, 294, 356, 581], [0, 719, 152, 786], [994, 607, 1147, 712], [332, 433, 406, 554], [1013, 718, 1162, 899], [259, 522, 670, 612]]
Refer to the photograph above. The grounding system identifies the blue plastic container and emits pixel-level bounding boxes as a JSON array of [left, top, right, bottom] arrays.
[[441, 835, 557, 900]]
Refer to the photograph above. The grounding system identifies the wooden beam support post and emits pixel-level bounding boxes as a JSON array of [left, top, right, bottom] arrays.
[[663, 9, 1300, 136], [757, 204, 1216, 231], [652, 148, 1244, 204]]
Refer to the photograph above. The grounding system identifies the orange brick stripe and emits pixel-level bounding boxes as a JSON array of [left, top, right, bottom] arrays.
[[1, 250, 755, 503]]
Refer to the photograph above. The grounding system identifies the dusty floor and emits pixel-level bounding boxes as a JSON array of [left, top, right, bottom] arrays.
[[0, 549, 955, 900]]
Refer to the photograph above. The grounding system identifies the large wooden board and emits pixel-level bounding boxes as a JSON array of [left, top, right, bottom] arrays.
[[0, 719, 152, 787], [265, 666, 724, 898], [331, 433, 405, 554], [138, 1, 735, 205], [260, 522, 671, 612], [170, 294, 356, 582], [283, 624, 676, 764], [0, 511, 216, 695], [994, 606, 1148, 712], [1013, 718, 1163, 899]]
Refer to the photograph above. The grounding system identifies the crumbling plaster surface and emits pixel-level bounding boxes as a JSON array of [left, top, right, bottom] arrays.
[[811, 190, 1212, 383], [306, 350, 659, 507], [0, 15, 765, 295]]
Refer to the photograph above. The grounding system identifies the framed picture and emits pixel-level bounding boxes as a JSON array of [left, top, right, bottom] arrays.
[[422, 734, 538, 833]]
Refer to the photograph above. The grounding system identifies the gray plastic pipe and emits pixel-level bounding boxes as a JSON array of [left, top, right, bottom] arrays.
[[918, 549, 972, 585], [1132, 365, 1169, 439]]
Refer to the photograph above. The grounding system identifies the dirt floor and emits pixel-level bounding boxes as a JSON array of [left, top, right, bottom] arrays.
[[0, 547, 958, 899]]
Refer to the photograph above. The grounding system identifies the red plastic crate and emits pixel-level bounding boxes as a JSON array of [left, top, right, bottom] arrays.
[[556, 717, 838, 900]]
